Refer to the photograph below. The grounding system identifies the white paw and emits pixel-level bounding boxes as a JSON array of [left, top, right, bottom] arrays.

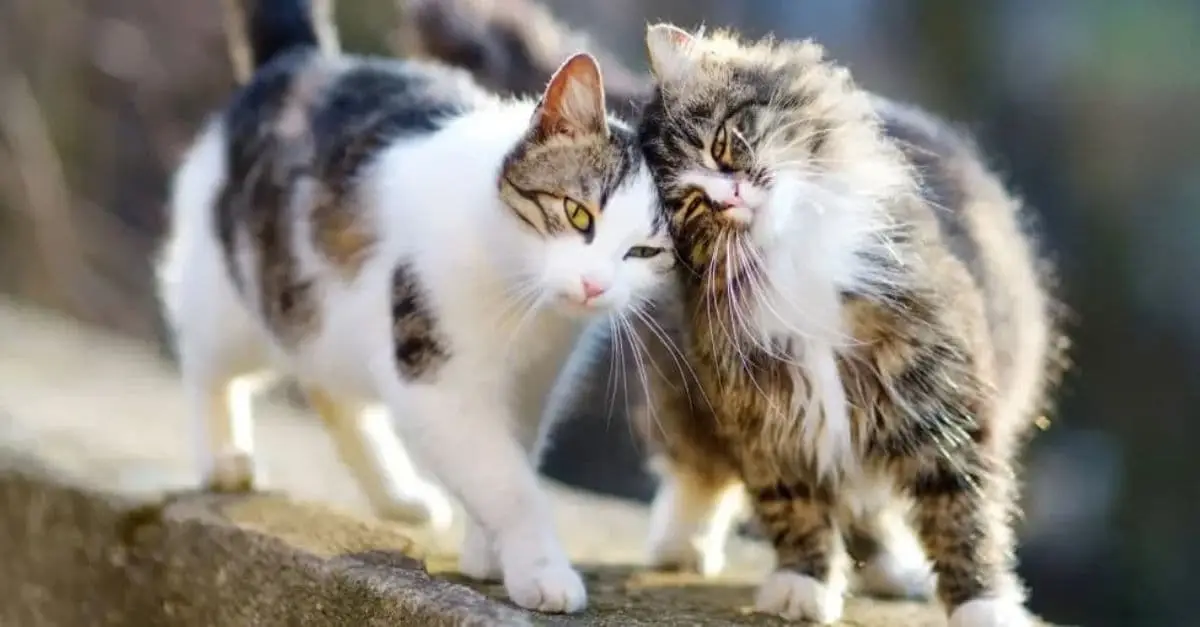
[[754, 570, 844, 624], [949, 598, 1035, 627], [459, 524, 501, 581], [203, 450, 257, 493], [647, 535, 726, 577], [374, 485, 455, 530], [502, 559, 587, 614], [854, 549, 934, 599]]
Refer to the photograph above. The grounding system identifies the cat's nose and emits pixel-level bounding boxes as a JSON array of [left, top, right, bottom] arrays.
[[580, 277, 608, 301], [716, 179, 746, 210]]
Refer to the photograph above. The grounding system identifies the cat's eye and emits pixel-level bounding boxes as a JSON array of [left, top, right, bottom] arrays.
[[710, 125, 729, 167], [624, 246, 665, 260], [563, 197, 593, 235]]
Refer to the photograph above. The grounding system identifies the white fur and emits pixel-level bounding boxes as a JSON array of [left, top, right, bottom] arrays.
[[754, 569, 847, 624], [949, 598, 1035, 627], [459, 516, 501, 581], [157, 94, 665, 614]]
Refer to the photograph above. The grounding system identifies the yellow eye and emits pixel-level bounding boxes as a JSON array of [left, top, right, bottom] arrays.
[[710, 125, 730, 166], [564, 197, 593, 234], [624, 246, 664, 259]]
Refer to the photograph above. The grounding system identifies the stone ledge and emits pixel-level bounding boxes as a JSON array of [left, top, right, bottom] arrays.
[[0, 300, 1051, 625], [0, 454, 524, 626], [0, 455, 975, 626]]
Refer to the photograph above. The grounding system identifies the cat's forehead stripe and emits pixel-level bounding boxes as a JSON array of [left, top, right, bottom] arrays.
[[499, 112, 653, 241]]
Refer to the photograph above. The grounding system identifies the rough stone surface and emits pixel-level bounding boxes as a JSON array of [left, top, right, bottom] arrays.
[[0, 299, 1053, 625]]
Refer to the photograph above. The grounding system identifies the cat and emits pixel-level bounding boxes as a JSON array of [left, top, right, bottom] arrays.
[[155, 0, 674, 613], [388, 0, 1072, 610], [630, 24, 1065, 626]]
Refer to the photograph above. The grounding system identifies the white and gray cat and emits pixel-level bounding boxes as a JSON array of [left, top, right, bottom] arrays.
[[155, 0, 672, 613]]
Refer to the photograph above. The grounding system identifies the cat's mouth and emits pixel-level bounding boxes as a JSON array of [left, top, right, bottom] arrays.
[[715, 199, 754, 227], [552, 289, 613, 317], [705, 176, 768, 227]]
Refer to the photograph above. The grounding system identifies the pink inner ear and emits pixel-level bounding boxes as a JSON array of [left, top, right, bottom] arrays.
[[670, 30, 691, 46], [536, 54, 604, 138], [537, 109, 577, 138]]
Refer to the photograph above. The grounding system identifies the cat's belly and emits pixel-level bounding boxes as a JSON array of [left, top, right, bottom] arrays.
[[286, 345, 382, 401]]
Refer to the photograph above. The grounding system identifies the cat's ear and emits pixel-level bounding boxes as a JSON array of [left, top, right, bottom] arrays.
[[646, 23, 696, 82], [533, 52, 608, 139]]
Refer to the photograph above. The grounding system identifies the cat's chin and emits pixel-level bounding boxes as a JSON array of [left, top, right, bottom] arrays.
[[717, 205, 754, 227]]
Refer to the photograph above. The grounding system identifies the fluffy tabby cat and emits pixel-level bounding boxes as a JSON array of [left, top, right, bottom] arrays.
[[156, 0, 672, 612], [631, 24, 1062, 626]]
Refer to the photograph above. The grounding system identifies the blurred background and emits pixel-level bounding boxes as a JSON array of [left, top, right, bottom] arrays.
[[0, 0, 1196, 625]]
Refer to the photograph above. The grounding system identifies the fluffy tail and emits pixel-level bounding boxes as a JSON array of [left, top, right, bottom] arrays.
[[395, 0, 649, 116], [221, 0, 337, 82]]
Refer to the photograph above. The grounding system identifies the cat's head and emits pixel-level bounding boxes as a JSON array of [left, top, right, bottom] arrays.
[[499, 53, 672, 317], [638, 24, 910, 279]]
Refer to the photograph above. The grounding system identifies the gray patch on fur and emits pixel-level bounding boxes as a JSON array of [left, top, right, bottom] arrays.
[[390, 263, 450, 380], [214, 48, 486, 346]]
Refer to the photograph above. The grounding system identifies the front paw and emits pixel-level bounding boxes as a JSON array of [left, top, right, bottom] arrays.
[[949, 598, 1034, 627], [502, 558, 587, 614], [754, 570, 844, 624], [202, 450, 258, 493]]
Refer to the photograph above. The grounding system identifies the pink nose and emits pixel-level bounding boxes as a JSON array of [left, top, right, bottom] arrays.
[[581, 278, 607, 300], [718, 179, 745, 210]]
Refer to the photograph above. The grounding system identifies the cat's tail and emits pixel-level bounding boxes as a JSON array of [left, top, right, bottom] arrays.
[[222, 0, 337, 82], [394, 0, 649, 116]]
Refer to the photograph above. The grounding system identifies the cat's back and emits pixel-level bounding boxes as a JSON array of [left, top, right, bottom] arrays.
[[177, 51, 496, 375], [221, 49, 491, 185], [874, 96, 1062, 428], [212, 49, 495, 270]]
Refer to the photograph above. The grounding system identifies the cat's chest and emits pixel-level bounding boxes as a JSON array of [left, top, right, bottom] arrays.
[[689, 309, 870, 483]]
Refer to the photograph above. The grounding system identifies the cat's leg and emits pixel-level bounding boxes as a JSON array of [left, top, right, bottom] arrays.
[[748, 481, 848, 625], [305, 388, 453, 529], [622, 312, 745, 577], [844, 500, 934, 600], [459, 322, 605, 583], [646, 456, 742, 577], [163, 219, 269, 492], [458, 516, 499, 581], [456, 405, 547, 582], [458, 370, 572, 582], [176, 343, 265, 492], [383, 380, 585, 613], [906, 453, 1032, 627], [172, 306, 264, 492]]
